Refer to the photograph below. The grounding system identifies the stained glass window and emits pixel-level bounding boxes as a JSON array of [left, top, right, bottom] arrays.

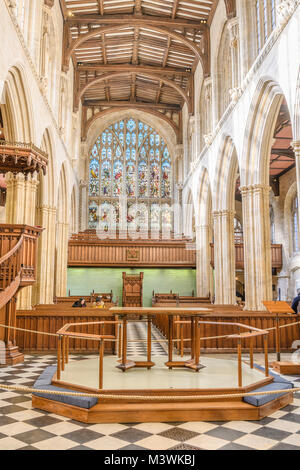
[[88, 117, 172, 231]]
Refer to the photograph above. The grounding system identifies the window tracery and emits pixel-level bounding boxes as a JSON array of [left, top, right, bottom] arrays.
[[88, 118, 173, 234]]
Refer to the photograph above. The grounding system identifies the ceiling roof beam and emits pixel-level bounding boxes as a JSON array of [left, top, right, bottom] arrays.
[[77, 64, 191, 77], [75, 71, 191, 113], [65, 14, 208, 29], [63, 24, 204, 73], [83, 100, 181, 110]]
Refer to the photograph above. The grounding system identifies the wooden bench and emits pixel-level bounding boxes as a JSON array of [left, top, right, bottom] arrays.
[[152, 305, 300, 354], [16, 305, 119, 354]]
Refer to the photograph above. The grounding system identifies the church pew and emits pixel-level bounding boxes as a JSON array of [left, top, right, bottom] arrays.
[[16, 307, 118, 354], [152, 307, 300, 353]]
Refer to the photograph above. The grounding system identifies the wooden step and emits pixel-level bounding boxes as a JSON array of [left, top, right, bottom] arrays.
[[272, 361, 300, 375], [32, 391, 293, 424]]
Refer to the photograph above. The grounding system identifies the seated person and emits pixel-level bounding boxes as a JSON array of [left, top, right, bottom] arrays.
[[72, 297, 87, 308], [292, 289, 300, 313], [92, 296, 105, 308]]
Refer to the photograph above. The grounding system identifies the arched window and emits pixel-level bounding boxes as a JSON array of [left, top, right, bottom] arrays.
[[217, 24, 232, 119], [292, 196, 299, 252], [256, 0, 277, 53], [88, 118, 173, 233]]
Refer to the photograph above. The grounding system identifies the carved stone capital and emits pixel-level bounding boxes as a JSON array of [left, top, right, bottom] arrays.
[[203, 133, 214, 147], [229, 87, 242, 103], [292, 141, 300, 155]]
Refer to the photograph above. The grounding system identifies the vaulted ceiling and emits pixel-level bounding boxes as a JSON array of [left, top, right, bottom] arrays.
[[59, 1, 236, 142]]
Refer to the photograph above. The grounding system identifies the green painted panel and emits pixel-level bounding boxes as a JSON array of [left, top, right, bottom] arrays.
[[67, 268, 196, 307]]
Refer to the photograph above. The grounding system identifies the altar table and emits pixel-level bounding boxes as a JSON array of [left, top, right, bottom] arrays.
[[110, 307, 212, 372]]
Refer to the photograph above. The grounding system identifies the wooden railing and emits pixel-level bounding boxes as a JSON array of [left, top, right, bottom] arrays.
[[0, 225, 43, 287], [0, 235, 23, 310], [68, 234, 196, 267], [0, 225, 42, 364], [211, 243, 283, 269]]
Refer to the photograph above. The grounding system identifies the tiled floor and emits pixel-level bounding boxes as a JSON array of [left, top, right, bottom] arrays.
[[0, 323, 300, 450]]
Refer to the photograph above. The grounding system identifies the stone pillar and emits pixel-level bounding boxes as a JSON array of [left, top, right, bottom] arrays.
[[190, 114, 201, 163], [79, 179, 88, 231], [195, 224, 211, 298], [213, 210, 236, 304], [55, 221, 69, 297], [5, 173, 39, 309], [240, 184, 272, 310], [292, 142, 300, 231], [33, 205, 56, 304]]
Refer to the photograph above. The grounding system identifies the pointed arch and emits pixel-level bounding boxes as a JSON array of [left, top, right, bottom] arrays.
[[213, 135, 239, 211], [75, 72, 191, 113], [241, 78, 293, 186], [1, 65, 34, 142]]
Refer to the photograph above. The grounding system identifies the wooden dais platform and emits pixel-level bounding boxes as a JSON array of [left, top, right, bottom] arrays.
[[272, 361, 300, 375]]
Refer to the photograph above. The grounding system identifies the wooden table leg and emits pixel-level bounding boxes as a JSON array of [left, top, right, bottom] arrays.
[[166, 315, 173, 369], [180, 324, 184, 358], [191, 317, 195, 360], [276, 314, 281, 362], [116, 316, 135, 371], [264, 334, 269, 377], [186, 317, 205, 371], [237, 338, 242, 388], [62, 336, 65, 372], [249, 337, 254, 369], [147, 316, 152, 369], [99, 339, 104, 389], [195, 318, 200, 369], [57, 336, 61, 381], [118, 323, 122, 359]]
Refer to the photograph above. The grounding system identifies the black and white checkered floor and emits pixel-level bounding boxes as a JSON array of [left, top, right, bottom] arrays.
[[1, 323, 300, 450]]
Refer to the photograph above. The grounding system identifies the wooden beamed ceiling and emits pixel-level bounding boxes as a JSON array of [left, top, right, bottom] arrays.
[[59, 1, 233, 141]]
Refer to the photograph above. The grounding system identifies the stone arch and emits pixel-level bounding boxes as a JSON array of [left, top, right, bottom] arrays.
[[284, 182, 299, 257], [33, 127, 57, 304], [240, 78, 295, 310], [212, 136, 240, 304], [213, 135, 239, 211], [294, 67, 300, 141], [85, 108, 177, 167], [83, 107, 180, 145], [195, 167, 213, 298], [241, 78, 293, 187], [183, 187, 195, 239], [55, 162, 70, 297], [70, 184, 79, 236], [216, 22, 233, 120], [1, 65, 34, 142]]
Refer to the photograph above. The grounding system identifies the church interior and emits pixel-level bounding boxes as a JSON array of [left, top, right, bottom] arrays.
[[0, 0, 299, 451]]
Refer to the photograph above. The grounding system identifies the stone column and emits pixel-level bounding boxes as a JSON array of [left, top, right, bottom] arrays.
[[33, 205, 56, 304], [213, 210, 236, 304], [292, 142, 300, 231], [5, 173, 39, 309], [55, 221, 69, 297], [195, 224, 211, 298], [240, 184, 272, 310], [79, 179, 88, 231], [190, 114, 201, 163]]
